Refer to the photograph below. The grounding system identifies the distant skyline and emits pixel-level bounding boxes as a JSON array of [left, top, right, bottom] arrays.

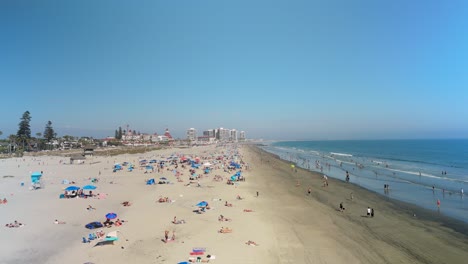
[[1, 1, 467, 140]]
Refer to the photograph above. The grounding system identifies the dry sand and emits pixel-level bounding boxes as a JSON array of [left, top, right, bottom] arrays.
[[1, 144, 467, 264]]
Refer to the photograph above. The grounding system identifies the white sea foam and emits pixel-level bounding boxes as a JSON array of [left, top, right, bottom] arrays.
[[330, 152, 353, 157]]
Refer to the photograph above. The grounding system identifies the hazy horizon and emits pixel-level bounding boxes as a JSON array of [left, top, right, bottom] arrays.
[[1, 1, 467, 141]]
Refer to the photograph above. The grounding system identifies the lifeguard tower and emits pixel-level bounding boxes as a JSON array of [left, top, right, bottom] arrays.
[[31, 171, 43, 189]]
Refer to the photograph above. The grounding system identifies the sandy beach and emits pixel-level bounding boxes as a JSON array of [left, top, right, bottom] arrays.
[[1, 144, 468, 264]]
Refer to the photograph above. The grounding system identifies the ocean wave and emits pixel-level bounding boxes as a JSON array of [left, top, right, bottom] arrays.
[[386, 168, 468, 184], [330, 152, 353, 157]]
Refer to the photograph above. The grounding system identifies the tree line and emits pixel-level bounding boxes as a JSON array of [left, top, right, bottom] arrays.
[[0, 111, 58, 154]]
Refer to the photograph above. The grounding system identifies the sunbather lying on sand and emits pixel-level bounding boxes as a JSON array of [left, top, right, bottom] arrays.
[[189, 258, 210, 263], [172, 216, 186, 224], [5, 221, 24, 228], [246, 240, 259, 246], [243, 209, 254, 212], [54, 219, 66, 224], [218, 215, 231, 222], [225, 201, 233, 207], [219, 227, 233, 233], [87, 205, 96, 210], [121, 201, 132, 206], [158, 197, 171, 203]]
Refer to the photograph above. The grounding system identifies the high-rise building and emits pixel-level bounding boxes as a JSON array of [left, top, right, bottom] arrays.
[[230, 129, 237, 142], [186, 128, 197, 141], [203, 129, 215, 138], [239, 131, 246, 141]]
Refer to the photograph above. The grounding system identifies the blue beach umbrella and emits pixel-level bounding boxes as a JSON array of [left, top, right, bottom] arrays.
[[105, 213, 117, 220], [82, 185, 97, 190], [196, 201, 208, 207], [65, 186, 80, 191]]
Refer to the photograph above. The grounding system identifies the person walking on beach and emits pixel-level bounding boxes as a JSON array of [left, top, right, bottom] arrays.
[[437, 199, 441, 209], [164, 230, 169, 242], [367, 207, 371, 217], [345, 171, 350, 182], [371, 208, 374, 217], [307, 187, 311, 196], [256, 191, 259, 197]]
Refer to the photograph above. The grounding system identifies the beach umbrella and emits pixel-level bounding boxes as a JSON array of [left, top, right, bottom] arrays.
[[160, 177, 167, 180], [65, 186, 80, 191], [196, 201, 208, 207], [105, 213, 117, 219], [82, 185, 97, 190]]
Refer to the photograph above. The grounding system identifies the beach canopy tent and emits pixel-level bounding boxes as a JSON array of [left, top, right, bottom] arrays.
[[31, 172, 42, 184], [145, 165, 154, 170], [191, 161, 200, 169], [113, 164, 122, 171], [230, 162, 241, 169], [146, 178, 155, 185], [105, 230, 119, 241], [105, 213, 117, 220], [65, 186, 80, 191], [230, 175, 238, 181], [94, 230, 120, 246], [85, 221, 104, 229], [196, 201, 208, 207], [83, 185, 97, 190], [149, 159, 157, 163]]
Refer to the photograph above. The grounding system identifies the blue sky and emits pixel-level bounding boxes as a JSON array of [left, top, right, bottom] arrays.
[[1, 0, 467, 140]]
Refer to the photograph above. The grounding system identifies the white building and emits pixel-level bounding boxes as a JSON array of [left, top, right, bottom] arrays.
[[230, 129, 238, 142], [239, 131, 246, 141], [186, 128, 197, 141]]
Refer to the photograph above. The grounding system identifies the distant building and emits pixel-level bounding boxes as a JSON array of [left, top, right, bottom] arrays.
[[83, 145, 95, 156], [203, 129, 216, 138], [230, 129, 237, 142], [187, 128, 197, 141], [164, 129, 173, 140], [216, 128, 230, 142], [197, 135, 216, 143], [239, 131, 246, 141], [157, 135, 169, 142]]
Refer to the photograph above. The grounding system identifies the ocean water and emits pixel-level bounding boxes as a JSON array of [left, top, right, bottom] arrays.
[[260, 139, 468, 223]]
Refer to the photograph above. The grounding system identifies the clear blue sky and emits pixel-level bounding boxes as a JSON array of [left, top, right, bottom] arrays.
[[1, 0, 467, 140]]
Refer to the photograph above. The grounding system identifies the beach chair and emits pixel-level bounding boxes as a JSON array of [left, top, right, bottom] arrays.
[[88, 233, 97, 240], [82, 237, 90, 243]]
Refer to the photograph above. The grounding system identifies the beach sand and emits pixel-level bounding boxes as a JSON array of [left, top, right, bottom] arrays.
[[1, 144, 467, 264]]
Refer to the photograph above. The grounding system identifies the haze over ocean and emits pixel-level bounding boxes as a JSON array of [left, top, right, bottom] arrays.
[[262, 139, 468, 222]]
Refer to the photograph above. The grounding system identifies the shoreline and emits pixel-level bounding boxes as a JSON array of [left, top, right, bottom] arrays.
[[254, 144, 468, 235], [247, 144, 468, 263]]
